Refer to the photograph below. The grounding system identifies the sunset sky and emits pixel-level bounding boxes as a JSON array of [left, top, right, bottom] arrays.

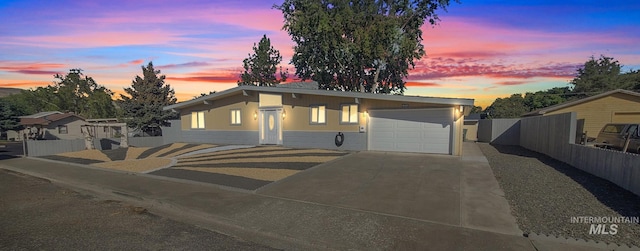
[[1, 1, 639, 108]]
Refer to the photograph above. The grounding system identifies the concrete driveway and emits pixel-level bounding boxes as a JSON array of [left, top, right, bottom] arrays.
[[258, 142, 522, 236]]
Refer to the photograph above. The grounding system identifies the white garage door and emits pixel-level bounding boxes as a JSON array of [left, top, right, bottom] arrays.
[[368, 108, 452, 154]]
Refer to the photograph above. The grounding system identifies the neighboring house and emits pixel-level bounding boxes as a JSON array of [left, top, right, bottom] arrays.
[[523, 89, 640, 141], [19, 111, 86, 140], [164, 84, 474, 155], [463, 113, 481, 142], [86, 118, 124, 138]]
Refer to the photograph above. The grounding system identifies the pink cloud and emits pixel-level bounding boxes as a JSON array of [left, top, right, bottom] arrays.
[[408, 57, 580, 80], [128, 59, 144, 65], [166, 69, 241, 84], [495, 81, 530, 86], [158, 61, 211, 69], [0, 61, 66, 76], [405, 82, 441, 87]]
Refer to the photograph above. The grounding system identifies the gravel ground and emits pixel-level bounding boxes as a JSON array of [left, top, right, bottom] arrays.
[[146, 143, 188, 158], [160, 144, 217, 158], [92, 158, 172, 173], [478, 143, 640, 247], [126, 147, 150, 160], [0, 169, 277, 250], [136, 144, 175, 159], [57, 149, 111, 162]]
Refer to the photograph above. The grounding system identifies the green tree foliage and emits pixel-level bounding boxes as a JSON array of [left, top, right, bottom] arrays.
[[485, 94, 529, 118], [275, 0, 452, 94], [0, 98, 25, 132], [571, 55, 640, 97], [238, 35, 287, 86], [118, 62, 177, 135], [523, 87, 570, 111], [0, 69, 116, 119], [53, 69, 117, 118], [469, 106, 483, 114]]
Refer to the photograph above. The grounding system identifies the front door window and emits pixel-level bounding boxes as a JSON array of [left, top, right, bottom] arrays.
[[260, 110, 280, 145]]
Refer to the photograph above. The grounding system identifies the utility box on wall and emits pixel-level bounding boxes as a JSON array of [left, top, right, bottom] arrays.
[[359, 125, 366, 133]]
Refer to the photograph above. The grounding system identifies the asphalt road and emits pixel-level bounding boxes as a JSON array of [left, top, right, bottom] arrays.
[[0, 142, 23, 160], [0, 169, 278, 251]]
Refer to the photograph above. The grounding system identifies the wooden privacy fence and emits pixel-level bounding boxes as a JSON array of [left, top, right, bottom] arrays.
[[520, 112, 640, 196]]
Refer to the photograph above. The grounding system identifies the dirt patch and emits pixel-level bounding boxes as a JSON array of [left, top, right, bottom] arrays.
[[126, 147, 150, 160], [177, 167, 298, 182], [160, 144, 217, 158], [101, 148, 129, 161], [179, 156, 338, 165], [92, 158, 172, 173], [136, 144, 174, 159], [57, 149, 111, 162], [146, 143, 188, 158], [180, 148, 347, 161], [180, 146, 282, 159]]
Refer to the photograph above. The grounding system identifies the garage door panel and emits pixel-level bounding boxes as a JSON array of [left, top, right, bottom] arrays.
[[369, 109, 452, 154]]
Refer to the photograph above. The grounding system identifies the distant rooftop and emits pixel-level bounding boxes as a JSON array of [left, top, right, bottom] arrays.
[[19, 111, 62, 119]]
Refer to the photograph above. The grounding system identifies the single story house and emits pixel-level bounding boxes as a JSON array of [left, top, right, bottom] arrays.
[[164, 84, 474, 155], [19, 111, 86, 140], [523, 89, 640, 140]]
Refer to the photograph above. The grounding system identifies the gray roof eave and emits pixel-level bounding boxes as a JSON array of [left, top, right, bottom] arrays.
[[164, 85, 474, 110]]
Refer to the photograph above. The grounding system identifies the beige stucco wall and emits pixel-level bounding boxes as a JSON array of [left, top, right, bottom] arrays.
[[547, 93, 640, 138], [463, 121, 479, 141], [281, 93, 455, 133], [180, 93, 259, 131]]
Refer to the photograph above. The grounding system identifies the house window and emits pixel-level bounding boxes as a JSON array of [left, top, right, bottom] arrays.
[[310, 105, 326, 124], [340, 104, 358, 124], [191, 111, 205, 129], [231, 109, 242, 125], [58, 125, 68, 134]]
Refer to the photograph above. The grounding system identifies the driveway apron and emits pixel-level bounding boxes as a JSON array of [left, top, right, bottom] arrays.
[[257, 143, 521, 236]]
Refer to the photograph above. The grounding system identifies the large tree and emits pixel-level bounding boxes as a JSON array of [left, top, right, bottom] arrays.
[[0, 70, 116, 119], [275, 0, 452, 94], [238, 35, 287, 86], [0, 98, 25, 133], [118, 62, 176, 136], [54, 69, 117, 118], [570, 55, 639, 97], [485, 94, 529, 119], [523, 87, 569, 111]]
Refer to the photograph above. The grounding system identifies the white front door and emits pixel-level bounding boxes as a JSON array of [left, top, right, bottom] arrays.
[[260, 109, 281, 145]]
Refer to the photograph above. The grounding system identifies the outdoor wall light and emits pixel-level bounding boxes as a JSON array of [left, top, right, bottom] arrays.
[[254, 111, 258, 120], [282, 110, 286, 119]]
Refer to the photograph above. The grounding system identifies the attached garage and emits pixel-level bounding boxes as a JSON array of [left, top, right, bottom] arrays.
[[368, 108, 454, 154]]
